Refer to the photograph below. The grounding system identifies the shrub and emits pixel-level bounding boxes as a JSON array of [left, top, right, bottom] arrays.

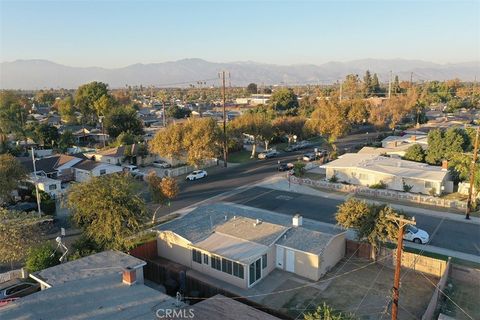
[[370, 181, 387, 189], [26, 242, 61, 272], [429, 187, 437, 196], [293, 161, 306, 177], [403, 183, 413, 192], [329, 174, 338, 183]]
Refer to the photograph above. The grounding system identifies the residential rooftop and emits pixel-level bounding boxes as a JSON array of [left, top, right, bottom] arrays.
[[32, 250, 145, 287], [321, 153, 448, 181]]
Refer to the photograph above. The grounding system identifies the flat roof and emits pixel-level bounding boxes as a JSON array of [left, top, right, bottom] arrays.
[[192, 232, 268, 263], [276, 227, 336, 255], [0, 273, 180, 320], [173, 294, 280, 320], [321, 153, 448, 182], [34, 250, 145, 287]]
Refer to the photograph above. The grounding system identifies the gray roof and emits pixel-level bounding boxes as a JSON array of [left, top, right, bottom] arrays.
[[192, 232, 268, 263], [0, 273, 180, 320], [173, 294, 281, 320], [276, 227, 336, 255], [156, 203, 344, 256], [33, 250, 145, 287], [72, 159, 103, 171]]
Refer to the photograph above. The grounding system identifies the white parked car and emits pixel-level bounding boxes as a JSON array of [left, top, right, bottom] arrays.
[[403, 225, 430, 244], [123, 165, 139, 173], [152, 161, 171, 169], [258, 149, 279, 159], [186, 170, 207, 181]]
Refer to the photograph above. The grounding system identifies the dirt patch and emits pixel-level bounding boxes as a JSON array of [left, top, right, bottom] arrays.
[[440, 279, 480, 320], [273, 258, 438, 319]]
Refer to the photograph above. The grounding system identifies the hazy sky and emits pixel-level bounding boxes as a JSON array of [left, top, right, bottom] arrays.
[[1, 0, 479, 68]]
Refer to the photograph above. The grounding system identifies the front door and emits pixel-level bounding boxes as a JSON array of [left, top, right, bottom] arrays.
[[286, 249, 295, 273], [276, 246, 284, 269]]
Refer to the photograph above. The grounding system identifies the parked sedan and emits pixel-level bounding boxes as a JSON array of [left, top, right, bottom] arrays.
[[186, 170, 207, 181], [284, 145, 299, 152], [258, 150, 279, 159], [278, 163, 294, 171], [302, 153, 316, 162], [152, 161, 171, 169], [403, 225, 430, 244], [0, 279, 40, 301]]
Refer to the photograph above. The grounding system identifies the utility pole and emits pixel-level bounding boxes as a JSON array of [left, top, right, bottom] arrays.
[[388, 215, 416, 320], [31, 148, 42, 217], [465, 126, 479, 220], [388, 71, 393, 99], [219, 71, 229, 167], [339, 81, 343, 101], [410, 72, 413, 88]]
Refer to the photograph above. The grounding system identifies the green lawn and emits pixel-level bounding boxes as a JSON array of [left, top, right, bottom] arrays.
[[228, 150, 255, 163]]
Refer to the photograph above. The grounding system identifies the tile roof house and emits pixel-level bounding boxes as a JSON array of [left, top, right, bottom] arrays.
[[155, 203, 346, 289], [321, 153, 453, 195], [0, 251, 183, 320]]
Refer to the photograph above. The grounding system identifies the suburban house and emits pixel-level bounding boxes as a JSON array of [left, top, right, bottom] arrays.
[[19, 154, 83, 182], [321, 153, 453, 195], [155, 203, 346, 289], [85, 145, 125, 165], [0, 251, 183, 320], [72, 159, 123, 182], [381, 134, 428, 149], [26, 174, 62, 198]]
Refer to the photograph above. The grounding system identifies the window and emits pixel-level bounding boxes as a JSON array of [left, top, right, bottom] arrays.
[[203, 253, 209, 265], [49, 184, 57, 191], [249, 258, 262, 286], [211, 255, 221, 271], [222, 258, 233, 275], [192, 249, 202, 264], [262, 254, 267, 269], [233, 262, 244, 279], [99, 169, 107, 175], [6, 284, 31, 295]]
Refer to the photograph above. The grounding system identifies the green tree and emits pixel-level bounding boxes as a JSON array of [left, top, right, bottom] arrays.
[[182, 117, 222, 165], [0, 153, 26, 204], [273, 116, 308, 145], [304, 302, 356, 320], [425, 129, 444, 165], [66, 174, 147, 250], [25, 242, 61, 272], [166, 105, 191, 119], [246, 83, 258, 94], [146, 172, 179, 223], [56, 96, 77, 124], [58, 130, 75, 152], [149, 123, 185, 160], [93, 94, 117, 117], [403, 144, 426, 162], [363, 70, 372, 97], [35, 90, 56, 105], [0, 91, 30, 148], [74, 81, 109, 123], [0, 209, 41, 268], [443, 127, 467, 158], [229, 112, 273, 157], [269, 88, 299, 114], [371, 73, 381, 95], [336, 198, 400, 251], [104, 106, 144, 138], [34, 123, 60, 147]]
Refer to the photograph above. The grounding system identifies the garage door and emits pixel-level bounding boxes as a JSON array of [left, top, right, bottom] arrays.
[[286, 249, 295, 273]]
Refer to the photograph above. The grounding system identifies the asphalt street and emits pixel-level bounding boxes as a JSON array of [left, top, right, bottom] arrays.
[[223, 186, 480, 256]]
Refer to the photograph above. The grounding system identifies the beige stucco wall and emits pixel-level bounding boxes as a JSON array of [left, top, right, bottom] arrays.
[[318, 233, 346, 278], [157, 231, 192, 267], [276, 245, 320, 281], [325, 167, 447, 195]]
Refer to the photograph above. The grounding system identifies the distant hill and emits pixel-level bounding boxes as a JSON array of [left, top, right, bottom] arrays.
[[1, 58, 478, 89]]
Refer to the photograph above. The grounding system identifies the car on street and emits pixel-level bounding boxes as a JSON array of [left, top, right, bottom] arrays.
[[278, 163, 294, 171], [0, 279, 40, 301], [258, 149, 279, 159], [284, 145, 299, 152], [186, 170, 207, 181], [403, 225, 430, 244], [302, 153, 316, 162], [152, 161, 171, 169]]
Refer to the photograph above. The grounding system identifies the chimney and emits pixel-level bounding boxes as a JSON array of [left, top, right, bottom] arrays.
[[292, 214, 303, 227], [410, 135, 416, 142], [441, 160, 448, 171], [122, 267, 136, 285]]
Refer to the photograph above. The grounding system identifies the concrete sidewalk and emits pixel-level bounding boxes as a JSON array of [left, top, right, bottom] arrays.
[[258, 175, 480, 226]]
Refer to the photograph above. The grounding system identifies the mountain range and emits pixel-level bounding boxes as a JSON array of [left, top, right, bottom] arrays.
[[0, 58, 478, 89]]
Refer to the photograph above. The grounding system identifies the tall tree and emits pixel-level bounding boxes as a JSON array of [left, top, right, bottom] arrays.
[[246, 83, 258, 94], [403, 144, 426, 162], [74, 81, 109, 123], [269, 88, 299, 114], [34, 123, 60, 147], [425, 129, 445, 165], [56, 96, 77, 124], [104, 106, 144, 138], [146, 172, 179, 223], [229, 112, 273, 157], [0, 154, 26, 204], [371, 73, 381, 95], [93, 94, 117, 117], [363, 70, 372, 97], [273, 116, 308, 145], [309, 99, 348, 150], [66, 174, 147, 250]]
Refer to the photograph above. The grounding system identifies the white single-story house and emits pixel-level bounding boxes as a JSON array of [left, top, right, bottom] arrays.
[[27, 174, 62, 198], [381, 134, 428, 149], [84, 146, 125, 165], [73, 159, 123, 182], [155, 203, 346, 289], [321, 153, 453, 195]]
